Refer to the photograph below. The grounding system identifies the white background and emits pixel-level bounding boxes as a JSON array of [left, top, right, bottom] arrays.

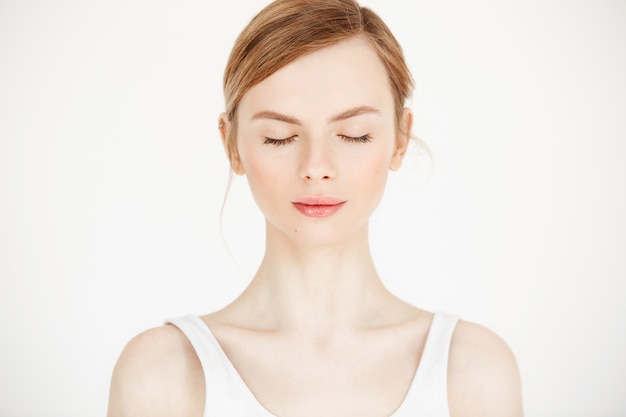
[[1, 0, 625, 416]]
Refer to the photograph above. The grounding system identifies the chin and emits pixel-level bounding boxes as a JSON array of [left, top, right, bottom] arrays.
[[269, 218, 369, 250]]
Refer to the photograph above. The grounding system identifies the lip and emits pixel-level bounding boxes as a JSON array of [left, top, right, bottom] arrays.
[[291, 196, 347, 218]]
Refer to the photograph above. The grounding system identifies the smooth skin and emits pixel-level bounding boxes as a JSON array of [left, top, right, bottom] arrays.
[[107, 37, 523, 417]]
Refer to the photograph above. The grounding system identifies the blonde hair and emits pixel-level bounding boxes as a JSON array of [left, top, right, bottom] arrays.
[[222, 0, 415, 167]]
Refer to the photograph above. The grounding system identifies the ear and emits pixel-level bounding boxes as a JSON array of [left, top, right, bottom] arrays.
[[389, 108, 413, 171], [218, 113, 245, 175]]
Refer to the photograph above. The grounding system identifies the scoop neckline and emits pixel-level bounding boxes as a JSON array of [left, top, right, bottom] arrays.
[[191, 312, 443, 417]]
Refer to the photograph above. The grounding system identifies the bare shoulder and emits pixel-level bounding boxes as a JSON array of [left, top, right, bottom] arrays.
[[448, 320, 523, 417], [107, 324, 205, 417]]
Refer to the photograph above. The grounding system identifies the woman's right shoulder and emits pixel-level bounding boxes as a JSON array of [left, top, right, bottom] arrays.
[[107, 324, 205, 417]]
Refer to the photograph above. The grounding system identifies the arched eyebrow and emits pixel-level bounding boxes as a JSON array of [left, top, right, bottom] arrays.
[[251, 111, 302, 125], [328, 106, 380, 123], [250, 105, 381, 125]]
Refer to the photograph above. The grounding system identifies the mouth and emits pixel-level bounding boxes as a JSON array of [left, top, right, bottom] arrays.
[[291, 197, 347, 218]]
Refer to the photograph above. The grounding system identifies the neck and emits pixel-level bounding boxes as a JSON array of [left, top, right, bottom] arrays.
[[236, 222, 394, 336]]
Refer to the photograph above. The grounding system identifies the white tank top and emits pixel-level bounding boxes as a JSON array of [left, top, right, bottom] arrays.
[[167, 312, 459, 417]]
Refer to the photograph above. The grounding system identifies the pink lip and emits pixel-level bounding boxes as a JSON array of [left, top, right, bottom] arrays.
[[292, 197, 347, 218]]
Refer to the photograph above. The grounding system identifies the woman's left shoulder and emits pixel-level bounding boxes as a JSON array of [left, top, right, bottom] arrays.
[[448, 319, 524, 417]]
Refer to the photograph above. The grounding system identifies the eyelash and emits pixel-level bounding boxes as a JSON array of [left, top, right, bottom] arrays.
[[263, 136, 296, 146], [263, 135, 372, 146], [340, 134, 372, 143]]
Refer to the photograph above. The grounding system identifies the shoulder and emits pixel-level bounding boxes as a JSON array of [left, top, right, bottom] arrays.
[[447, 320, 523, 417], [107, 324, 205, 417]]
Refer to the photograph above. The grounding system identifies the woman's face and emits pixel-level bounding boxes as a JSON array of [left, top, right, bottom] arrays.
[[223, 36, 411, 248]]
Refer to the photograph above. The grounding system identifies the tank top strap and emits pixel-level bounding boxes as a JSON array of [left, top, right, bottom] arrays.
[[166, 315, 273, 417], [392, 311, 460, 417]]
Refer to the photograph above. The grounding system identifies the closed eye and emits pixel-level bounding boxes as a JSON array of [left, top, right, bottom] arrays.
[[263, 136, 297, 146], [340, 134, 372, 143]]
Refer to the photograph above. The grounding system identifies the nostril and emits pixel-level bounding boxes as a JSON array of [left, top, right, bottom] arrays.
[[303, 174, 331, 181]]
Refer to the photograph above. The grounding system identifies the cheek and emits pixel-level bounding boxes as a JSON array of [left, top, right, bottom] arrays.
[[243, 157, 270, 187], [358, 146, 393, 180], [350, 150, 392, 205], [239, 151, 287, 207]]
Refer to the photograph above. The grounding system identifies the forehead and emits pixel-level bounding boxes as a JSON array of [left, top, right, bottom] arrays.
[[238, 37, 394, 120]]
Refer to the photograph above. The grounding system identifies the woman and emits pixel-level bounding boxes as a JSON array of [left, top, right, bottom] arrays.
[[107, 0, 523, 416]]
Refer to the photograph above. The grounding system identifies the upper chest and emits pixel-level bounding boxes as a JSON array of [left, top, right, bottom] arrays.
[[206, 323, 430, 417]]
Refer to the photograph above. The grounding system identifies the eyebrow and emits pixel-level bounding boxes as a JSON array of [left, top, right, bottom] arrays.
[[250, 111, 302, 125], [329, 105, 380, 123], [250, 105, 381, 125]]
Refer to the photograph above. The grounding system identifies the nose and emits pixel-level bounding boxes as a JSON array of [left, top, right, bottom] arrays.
[[298, 138, 336, 182]]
